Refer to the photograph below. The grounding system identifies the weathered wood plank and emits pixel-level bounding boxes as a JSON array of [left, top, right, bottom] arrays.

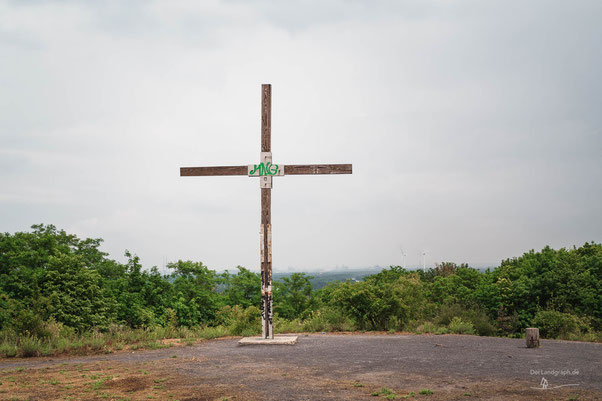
[[180, 166, 248, 176], [260, 84, 273, 339], [261, 84, 271, 153], [284, 164, 352, 175]]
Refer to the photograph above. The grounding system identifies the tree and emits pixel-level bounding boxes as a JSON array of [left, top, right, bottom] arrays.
[[42, 253, 112, 329], [274, 273, 316, 319], [220, 266, 261, 308], [169, 260, 220, 326]]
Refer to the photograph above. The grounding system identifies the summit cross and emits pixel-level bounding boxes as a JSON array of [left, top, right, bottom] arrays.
[[180, 84, 352, 339]]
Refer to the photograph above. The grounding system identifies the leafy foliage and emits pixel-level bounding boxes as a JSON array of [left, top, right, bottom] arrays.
[[0, 225, 600, 345], [220, 266, 260, 308], [274, 273, 316, 319]]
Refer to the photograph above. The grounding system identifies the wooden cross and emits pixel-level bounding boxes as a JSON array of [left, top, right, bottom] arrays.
[[180, 84, 352, 339]]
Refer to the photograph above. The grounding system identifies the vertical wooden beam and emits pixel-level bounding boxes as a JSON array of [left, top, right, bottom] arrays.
[[261, 84, 271, 152], [260, 84, 273, 339]]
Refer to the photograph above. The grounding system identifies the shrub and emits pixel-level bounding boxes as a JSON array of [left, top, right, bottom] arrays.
[[0, 342, 17, 357], [12, 310, 49, 338], [436, 304, 465, 326], [471, 314, 496, 336], [403, 320, 421, 332], [19, 336, 42, 357], [302, 311, 326, 332], [301, 307, 356, 333], [496, 306, 521, 336], [273, 316, 304, 334], [330, 274, 426, 330], [197, 325, 229, 339], [86, 335, 106, 351], [163, 308, 179, 329], [448, 317, 475, 335], [319, 307, 356, 332], [436, 304, 495, 336], [216, 305, 261, 336], [532, 310, 592, 339], [416, 322, 438, 334]]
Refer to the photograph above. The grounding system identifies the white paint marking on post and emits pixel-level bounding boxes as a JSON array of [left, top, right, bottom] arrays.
[[267, 223, 272, 263], [260, 224, 265, 263]]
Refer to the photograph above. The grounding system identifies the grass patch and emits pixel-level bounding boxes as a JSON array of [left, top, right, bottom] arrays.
[[372, 387, 397, 399], [2, 313, 599, 361], [419, 389, 433, 395], [0, 324, 238, 359], [19, 336, 42, 358], [91, 378, 107, 390]]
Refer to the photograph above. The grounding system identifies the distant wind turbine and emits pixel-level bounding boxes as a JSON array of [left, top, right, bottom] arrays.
[[400, 245, 407, 269]]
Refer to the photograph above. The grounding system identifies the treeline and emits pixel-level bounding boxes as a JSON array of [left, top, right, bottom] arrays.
[[0, 224, 600, 356]]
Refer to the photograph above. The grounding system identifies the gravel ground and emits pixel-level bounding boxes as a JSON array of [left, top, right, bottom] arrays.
[[1, 333, 600, 400]]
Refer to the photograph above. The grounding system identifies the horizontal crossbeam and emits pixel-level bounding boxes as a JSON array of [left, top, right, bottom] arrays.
[[180, 166, 247, 176], [284, 164, 352, 175], [180, 163, 352, 177]]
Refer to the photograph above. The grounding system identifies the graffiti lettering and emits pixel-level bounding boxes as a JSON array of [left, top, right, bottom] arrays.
[[249, 162, 280, 176]]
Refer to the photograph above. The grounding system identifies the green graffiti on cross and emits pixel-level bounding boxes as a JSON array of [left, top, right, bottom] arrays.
[[250, 162, 280, 176]]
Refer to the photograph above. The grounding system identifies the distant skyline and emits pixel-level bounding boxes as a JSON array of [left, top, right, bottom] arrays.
[[1, 1, 601, 273]]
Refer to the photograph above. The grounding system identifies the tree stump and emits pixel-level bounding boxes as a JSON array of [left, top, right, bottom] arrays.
[[526, 327, 540, 348]]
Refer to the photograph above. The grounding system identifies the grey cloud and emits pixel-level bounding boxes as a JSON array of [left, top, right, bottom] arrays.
[[1, 0, 600, 271]]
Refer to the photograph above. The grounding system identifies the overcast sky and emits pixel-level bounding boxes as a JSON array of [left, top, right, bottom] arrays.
[[1, 0, 601, 273]]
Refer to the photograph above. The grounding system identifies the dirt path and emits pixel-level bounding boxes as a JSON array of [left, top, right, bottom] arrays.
[[1, 334, 600, 400]]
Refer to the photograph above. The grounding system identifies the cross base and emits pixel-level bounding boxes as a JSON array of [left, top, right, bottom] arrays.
[[237, 335, 298, 346]]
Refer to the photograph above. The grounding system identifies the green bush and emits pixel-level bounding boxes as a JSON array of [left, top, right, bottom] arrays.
[[448, 317, 475, 335], [416, 322, 438, 334], [436, 304, 495, 336], [12, 310, 50, 338], [436, 304, 466, 326], [471, 314, 497, 336], [0, 342, 17, 357], [532, 310, 592, 339], [0, 225, 600, 353], [302, 311, 327, 332], [330, 274, 425, 331], [273, 315, 304, 334], [19, 336, 42, 357], [301, 307, 356, 333], [196, 325, 229, 339], [320, 306, 356, 331], [216, 305, 261, 336]]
